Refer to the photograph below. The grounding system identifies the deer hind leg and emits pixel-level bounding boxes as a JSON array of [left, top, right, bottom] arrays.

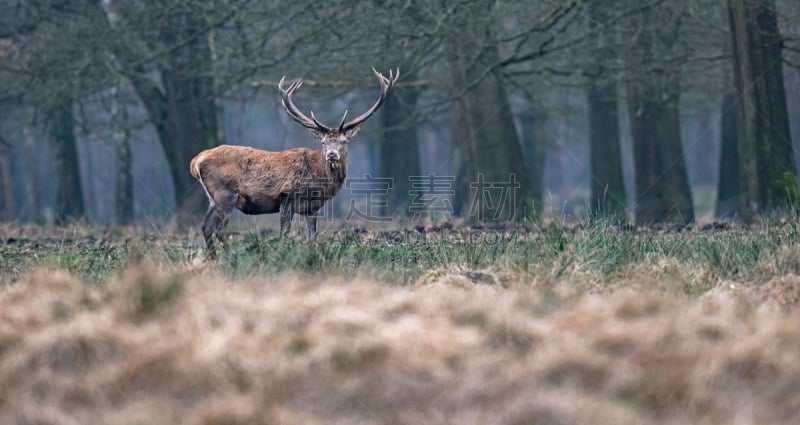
[[201, 205, 218, 259], [217, 214, 231, 255], [212, 191, 237, 256], [280, 196, 294, 238], [201, 190, 236, 259]]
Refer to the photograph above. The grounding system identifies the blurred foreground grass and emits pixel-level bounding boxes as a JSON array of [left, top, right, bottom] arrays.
[[4, 222, 800, 424]]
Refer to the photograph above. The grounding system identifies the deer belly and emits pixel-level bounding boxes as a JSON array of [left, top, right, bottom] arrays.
[[236, 195, 280, 215]]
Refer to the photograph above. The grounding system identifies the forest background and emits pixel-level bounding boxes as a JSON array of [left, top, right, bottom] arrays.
[[0, 0, 799, 229]]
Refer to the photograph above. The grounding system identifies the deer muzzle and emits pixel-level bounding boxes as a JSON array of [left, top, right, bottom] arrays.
[[326, 150, 340, 162]]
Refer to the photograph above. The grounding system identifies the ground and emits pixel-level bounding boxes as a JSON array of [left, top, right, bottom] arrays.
[[1, 222, 800, 424]]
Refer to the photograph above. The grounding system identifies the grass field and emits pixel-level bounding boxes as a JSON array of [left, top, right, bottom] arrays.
[[2, 221, 800, 424], [4, 220, 800, 287]]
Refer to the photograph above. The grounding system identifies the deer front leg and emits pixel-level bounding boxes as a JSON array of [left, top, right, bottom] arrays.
[[280, 196, 294, 238], [305, 215, 317, 241]]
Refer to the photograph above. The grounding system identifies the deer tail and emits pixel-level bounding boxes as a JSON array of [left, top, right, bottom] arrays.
[[191, 155, 215, 207], [190, 156, 201, 180]]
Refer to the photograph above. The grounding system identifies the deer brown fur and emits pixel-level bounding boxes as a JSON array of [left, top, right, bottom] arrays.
[[190, 69, 398, 258]]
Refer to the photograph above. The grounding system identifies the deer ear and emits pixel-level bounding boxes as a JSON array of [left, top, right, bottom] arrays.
[[308, 128, 326, 139], [344, 126, 360, 138]]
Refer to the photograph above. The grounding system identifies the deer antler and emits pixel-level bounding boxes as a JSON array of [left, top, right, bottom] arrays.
[[278, 69, 399, 134], [339, 68, 400, 132], [278, 76, 334, 132]]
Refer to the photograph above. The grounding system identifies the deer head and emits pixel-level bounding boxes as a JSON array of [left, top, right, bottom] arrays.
[[278, 68, 399, 167]]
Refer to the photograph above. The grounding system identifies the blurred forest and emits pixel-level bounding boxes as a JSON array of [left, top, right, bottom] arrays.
[[0, 0, 799, 227]]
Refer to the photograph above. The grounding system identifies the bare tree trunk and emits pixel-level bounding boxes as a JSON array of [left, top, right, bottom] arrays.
[[516, 105, 546, 218], [0, 152, 13, 221], [728, 0, 797, 220], [102, 4, 220, 227], [587, 0, 626, 222], [112, 83, 134, 225], [716, 94, 740, 218], [449, 1, 534, 222], [22, 109, 39, 220], [43, 101, 85, 225], [626, 4, 694, 225], [628, 74, 694, 225], [656, 85, 695, 224], [379, 75, 420, 218], [0, 103, 15, 221], [589, 82, 626, 221], [160, 11, 220, 226], [374, 1, 423, 220]]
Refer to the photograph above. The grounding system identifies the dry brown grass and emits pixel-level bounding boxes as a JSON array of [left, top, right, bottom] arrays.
[[2, 264, 800, 424]]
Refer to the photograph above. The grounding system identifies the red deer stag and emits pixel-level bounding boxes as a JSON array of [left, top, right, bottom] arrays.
[[190, 68, 399, 257]]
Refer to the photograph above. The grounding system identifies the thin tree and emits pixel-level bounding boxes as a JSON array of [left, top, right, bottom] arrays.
[[0, 147, 13, 221], [515, 100, 547, 219], [112, 81, 134, 225], [716, 93, 740, 218], [379, 79, 420, 218], [42, 99, 85, 224], [587, 0, 626, 222]]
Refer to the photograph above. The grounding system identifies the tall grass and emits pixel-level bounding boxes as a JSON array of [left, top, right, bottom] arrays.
[[2, 222, 800, 288]]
